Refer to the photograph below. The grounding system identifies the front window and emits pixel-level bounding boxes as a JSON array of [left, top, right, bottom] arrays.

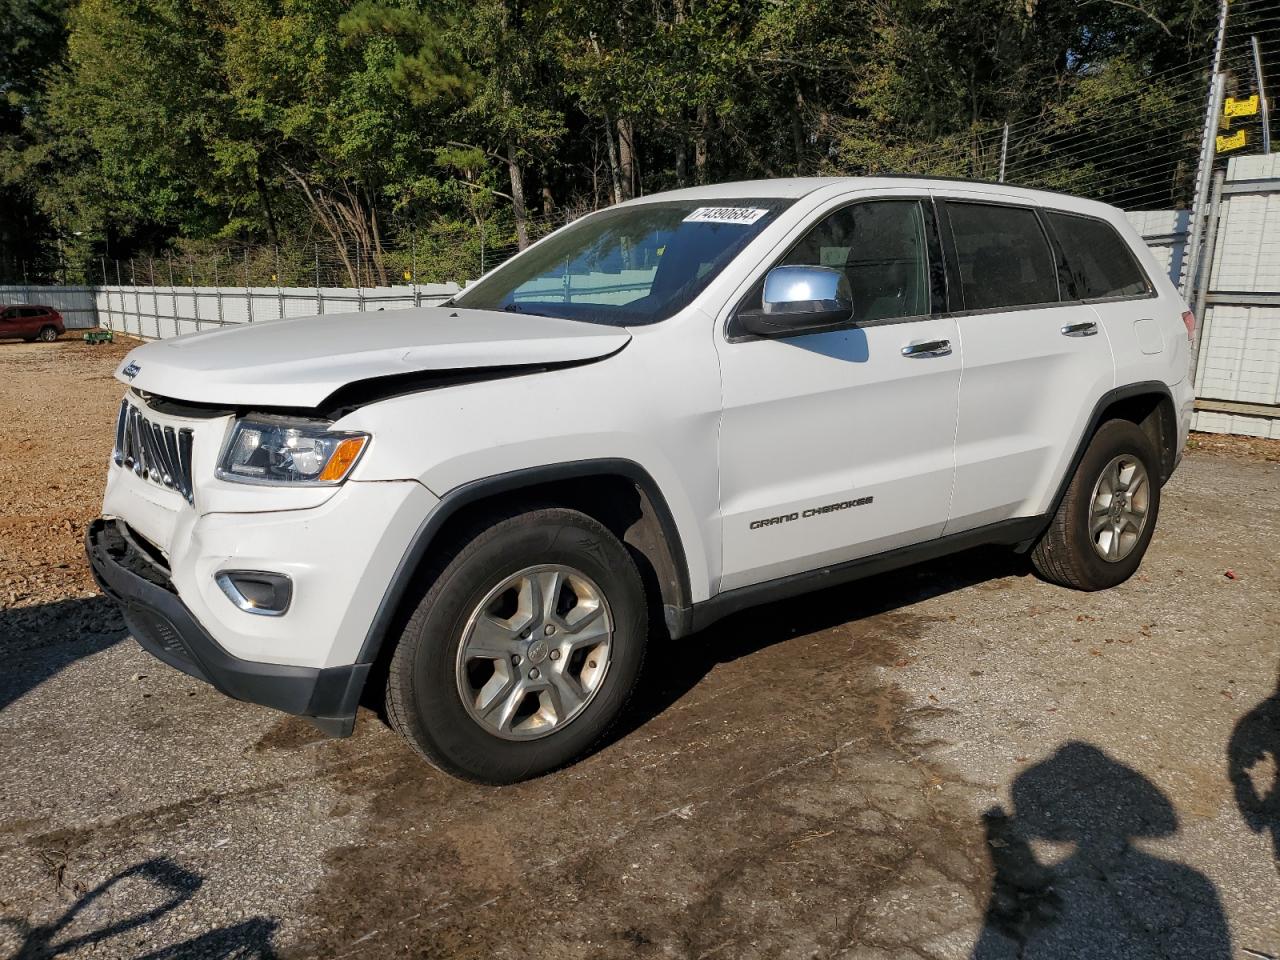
[[453, 199, 793, 325]]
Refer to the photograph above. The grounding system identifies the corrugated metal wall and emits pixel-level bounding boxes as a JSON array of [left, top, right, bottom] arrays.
[[0, 286, 98, 329]]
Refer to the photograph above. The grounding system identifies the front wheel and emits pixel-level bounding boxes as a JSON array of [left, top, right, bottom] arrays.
[[37, 326, 59, 342], [386, 507, 647, 783], [1031, 418, 1161, 591]]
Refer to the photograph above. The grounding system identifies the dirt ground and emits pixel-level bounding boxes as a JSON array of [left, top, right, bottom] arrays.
[[2, 339, 1279, 960]]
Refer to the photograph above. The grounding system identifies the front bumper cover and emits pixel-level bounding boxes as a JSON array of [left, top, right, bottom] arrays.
[[86, 518, 367, 736]]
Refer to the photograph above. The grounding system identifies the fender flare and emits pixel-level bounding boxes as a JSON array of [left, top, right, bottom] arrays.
[[1044, 380, 1177, 522], [353, 458, 693, 667]]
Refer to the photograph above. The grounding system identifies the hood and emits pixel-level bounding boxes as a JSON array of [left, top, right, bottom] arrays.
[[115, 307, 631, 409]]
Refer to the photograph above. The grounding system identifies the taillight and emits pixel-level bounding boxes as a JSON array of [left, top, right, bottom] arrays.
[[1181, 310, 1196, 341]]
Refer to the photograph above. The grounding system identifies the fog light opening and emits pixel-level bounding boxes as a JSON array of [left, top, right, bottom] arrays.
[[216, 570, 293, 617]]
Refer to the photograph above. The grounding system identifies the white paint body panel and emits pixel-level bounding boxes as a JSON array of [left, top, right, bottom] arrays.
[[115, 307, 631, 408], [97, 176, 1194, 673]]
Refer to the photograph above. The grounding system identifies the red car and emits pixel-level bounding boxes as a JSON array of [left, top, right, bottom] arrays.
[[0, 304, 65, 342]]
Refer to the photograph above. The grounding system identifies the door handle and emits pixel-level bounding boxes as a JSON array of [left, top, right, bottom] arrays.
[[1061, 321, 1098, 337], [901, 338, 952, 358]]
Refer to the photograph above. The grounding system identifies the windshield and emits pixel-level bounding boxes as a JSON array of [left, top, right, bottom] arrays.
[[452, 199, 793, 325]]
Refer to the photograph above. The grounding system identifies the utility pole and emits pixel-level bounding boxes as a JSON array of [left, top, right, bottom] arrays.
[[1184, 0, 1230, 304], [1252, 35, 1272, 155]]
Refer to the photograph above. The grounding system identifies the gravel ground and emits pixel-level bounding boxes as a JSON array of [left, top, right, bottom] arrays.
[[1, 339, 1278, 960]]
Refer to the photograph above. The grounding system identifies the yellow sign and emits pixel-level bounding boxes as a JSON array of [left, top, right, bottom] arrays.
[[1217, 129, 1248, 152], [1224, 95, 1260, 118], [403, 269, 413, 281]]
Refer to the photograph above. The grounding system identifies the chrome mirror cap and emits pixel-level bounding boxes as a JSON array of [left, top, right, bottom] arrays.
[[762, 265, 853, 317], [739, 265, 854, 338]]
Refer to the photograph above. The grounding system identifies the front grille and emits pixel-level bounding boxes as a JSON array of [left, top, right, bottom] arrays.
[[113, 400, 196, 503]]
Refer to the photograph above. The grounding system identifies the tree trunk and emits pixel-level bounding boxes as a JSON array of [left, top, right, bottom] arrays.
[[255, 172, 279, 247], [675, 141, 687, 187], [602, 115, 624, 205], [541, 184, 555, 217], [617, 117, 636, 201], [791, 83, 806, 172], [695, 104, 710, 184], [506, 141, 530, 249], [367, 193, 388, 285]]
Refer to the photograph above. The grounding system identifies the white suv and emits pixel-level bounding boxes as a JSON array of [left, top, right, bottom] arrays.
[[88, 177, 1195, 783]]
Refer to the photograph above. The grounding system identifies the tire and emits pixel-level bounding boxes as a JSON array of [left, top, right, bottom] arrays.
[[386, 507, 647, 784], [1031, 418, 1161, 591], [37, 326, 58, 342]]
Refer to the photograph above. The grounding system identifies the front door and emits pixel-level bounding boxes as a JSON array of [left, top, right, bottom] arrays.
[[715, 196, 961, 592]]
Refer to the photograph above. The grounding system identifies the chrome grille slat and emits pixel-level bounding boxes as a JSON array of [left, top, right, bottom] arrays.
[[113, 402, 196, 504]]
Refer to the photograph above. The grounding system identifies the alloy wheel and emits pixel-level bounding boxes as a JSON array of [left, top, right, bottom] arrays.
[[1088, 454, 1150, 562], [455, 564, 613, 740]]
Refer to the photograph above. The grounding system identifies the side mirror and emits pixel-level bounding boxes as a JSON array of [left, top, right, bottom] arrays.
[[738, 265, 854, 338]]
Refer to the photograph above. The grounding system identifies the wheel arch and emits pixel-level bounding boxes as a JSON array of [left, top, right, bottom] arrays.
[[353, 459, 693, 674], [1048, 381, 1178, 520]]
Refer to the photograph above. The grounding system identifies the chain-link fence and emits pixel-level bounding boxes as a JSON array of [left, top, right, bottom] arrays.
[[78, 209, 580, 293]]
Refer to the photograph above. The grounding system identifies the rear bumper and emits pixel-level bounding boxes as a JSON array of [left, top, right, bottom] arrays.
[[86, 518, 367, 736]]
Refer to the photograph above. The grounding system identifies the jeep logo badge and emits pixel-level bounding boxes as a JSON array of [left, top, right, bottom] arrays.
[[122, 361, 141, 380]]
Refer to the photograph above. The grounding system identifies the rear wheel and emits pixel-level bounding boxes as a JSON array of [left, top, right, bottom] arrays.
[[37, 326, 58, 342], [386, 507, 647, 783], [1031, 418, 1161, 591]]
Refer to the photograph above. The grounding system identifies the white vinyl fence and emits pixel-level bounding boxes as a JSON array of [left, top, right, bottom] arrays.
[[0, 282, 460, 338], [94, 283, 460, 339]]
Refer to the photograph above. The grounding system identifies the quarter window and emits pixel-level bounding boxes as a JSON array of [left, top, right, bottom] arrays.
[[1046, 211, 1151, 300], [780, 200, 931, 323], [944, 202, 1058, 311]]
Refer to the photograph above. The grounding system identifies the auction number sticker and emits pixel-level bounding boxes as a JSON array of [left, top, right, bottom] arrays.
[[683, 207, 770, 225]]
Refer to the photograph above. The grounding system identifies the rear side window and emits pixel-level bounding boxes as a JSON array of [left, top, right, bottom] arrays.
[[944, 202, 1058, 311], [1046, 212, 1151, 300]]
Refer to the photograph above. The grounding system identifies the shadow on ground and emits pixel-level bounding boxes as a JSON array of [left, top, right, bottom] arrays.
[[972, 741, 1230, 959], [0, 596, 126, 713], [612, 543, 1032, 748], [1, 857, 277, 959], [1229, 675, 1280, 865]]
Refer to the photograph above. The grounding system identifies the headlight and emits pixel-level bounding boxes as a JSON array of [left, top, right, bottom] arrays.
[[216, 418, 369, 486]]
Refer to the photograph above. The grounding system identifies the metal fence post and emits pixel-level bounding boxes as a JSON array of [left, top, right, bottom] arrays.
[[998, 123, 1010, 183], [275, 245, 284, 321], [314, 243, 323, 315], [214, 259, 224, 326], [149, 256, 160, 337], [244, 248, 254, 323], [191, 255, 202, 332], [99, 257, 108, 331], [356, 237, 365, 312], [167, 253, 178, 336], [412, 228, 419, 307]]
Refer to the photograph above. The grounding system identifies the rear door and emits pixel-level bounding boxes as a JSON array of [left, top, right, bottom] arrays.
[[936, 193, 1115, 533], [17, 307, 42, 337], [1042, 209, 1179, 390], [715, 192, 962, 591], [25, 307, 49, 335]]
